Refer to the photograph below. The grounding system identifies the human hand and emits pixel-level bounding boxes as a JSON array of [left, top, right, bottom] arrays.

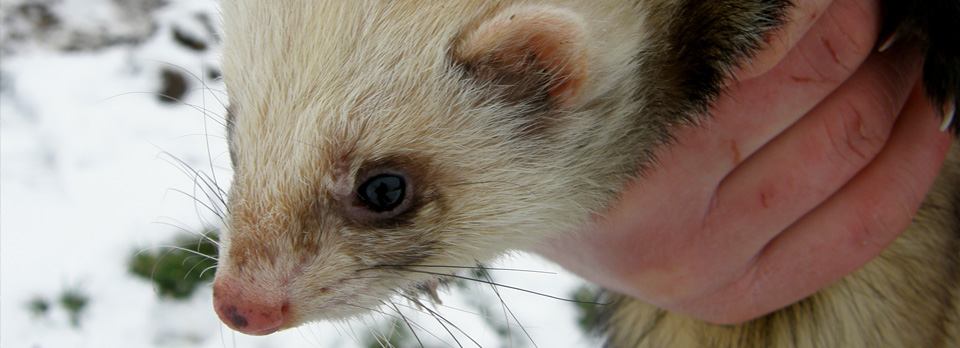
[[536, 0, 954, 324]]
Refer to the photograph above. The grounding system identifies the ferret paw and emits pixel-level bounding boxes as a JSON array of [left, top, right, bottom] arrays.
[[882, 0, 960, 135], [921, 46, 960, 135]]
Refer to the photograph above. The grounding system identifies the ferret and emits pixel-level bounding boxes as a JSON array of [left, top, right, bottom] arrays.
[[210, 0, 960, 346]]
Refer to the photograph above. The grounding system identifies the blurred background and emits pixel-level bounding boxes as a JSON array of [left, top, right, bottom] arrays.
[[0, 0, 602, 347]]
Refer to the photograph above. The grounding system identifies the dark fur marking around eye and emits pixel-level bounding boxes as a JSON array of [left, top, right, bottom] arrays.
[[340, 154, 447, 230], [357, 174, 406, 212]]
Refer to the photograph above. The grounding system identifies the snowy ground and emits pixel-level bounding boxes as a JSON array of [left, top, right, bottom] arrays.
[[0, 1, 600, 347]]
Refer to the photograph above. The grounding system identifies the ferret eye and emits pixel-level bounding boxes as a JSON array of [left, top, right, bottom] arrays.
[[357, 174, 406, 212]]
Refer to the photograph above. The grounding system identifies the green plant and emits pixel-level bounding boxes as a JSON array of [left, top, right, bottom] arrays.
[[59, 285, 90, 328], [24, 284, 92, 328], [26, 296, 50, 318], [129, 228, 219, 299], [363, 318, 423, 348], [571, 285, 602, 333]]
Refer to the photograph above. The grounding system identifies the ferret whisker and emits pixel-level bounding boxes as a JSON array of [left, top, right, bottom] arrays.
[[423, 300, 505, 325], [150, 219, 221, 247], [186, 105, 228, 129], [191, 183, 226, 221], [199, 264, 218, 278], [184, 223, 221, 251], [179, 101, 229, 128], [165, 187, 225, 221], [378, 268, 607, 305], [395, 296, 465, 348], [435, 299, 542, 336], [158, 152, 229, 218], [341, 301, 386, 315], [383, 298, 480, 347], [344, 298, 424, 325], [349, 302, 408, 348], [340, 301, 406, 345], [193, 169, 230, 213], [386, 300, 427, 348], [136, 246, 188, 294], [145, 221, 221, 276], [338, 275, 410, 282], [159, 132, 226, 142], [328, 321, 349, 345], [152, 244, 219, 263], [174, 158, 230, 214], [369, 264, 555, 275], [216, 322, 234, 348], [98, 91, 227, 127], [395, 292, 479, 348], [198, 81, 228, 220], [198, 229, 221, 248], [182, 254, 214, 279], [161, 169, 228, 221], [157, 150, 205, 183], [176, 133, 228, 141], [140, 58, 231, 111], [330, 315, 364, 347], [478, 267, 538, 348], [157, 146, 228, 197], [292, 324, 323, 348], [367, 328, 394, 348]]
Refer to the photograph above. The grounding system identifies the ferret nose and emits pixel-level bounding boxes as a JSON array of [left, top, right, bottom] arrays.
[[212, 277, 287, 336]]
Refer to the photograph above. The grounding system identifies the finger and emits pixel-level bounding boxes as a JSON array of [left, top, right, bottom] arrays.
[[548, 0, 889, 303], [733, 0, 833, 80], [732, 84, 952, 323], [665, 0, 882, 179], [702, 43, 924, 266]]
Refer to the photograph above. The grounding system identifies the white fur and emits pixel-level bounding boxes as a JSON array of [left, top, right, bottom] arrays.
[[216, 0, 660, 324]]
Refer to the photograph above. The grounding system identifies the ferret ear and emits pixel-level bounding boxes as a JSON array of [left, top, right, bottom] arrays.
[[453, 5, 590, 109]]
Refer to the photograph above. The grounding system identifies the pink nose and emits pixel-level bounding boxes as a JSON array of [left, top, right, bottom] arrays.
[[212, 277, 287, 335]]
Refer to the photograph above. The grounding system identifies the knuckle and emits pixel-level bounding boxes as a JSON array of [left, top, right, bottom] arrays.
[[845, 172, 917, 248], [824, 0, 877, 62], [796, 2, 876, 83], [842, 206, 896, 251], [824, 100, 888, 168]]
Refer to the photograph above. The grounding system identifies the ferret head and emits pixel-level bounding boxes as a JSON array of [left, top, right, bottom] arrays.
[[212, 1, 650, 335]]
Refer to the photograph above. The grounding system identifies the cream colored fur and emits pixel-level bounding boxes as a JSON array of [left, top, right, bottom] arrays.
[[217, 0, 662, 324], [215, 0, 959, 345]]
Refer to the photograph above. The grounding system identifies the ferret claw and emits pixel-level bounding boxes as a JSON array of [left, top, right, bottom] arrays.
[[940, 100, 956, 132], [878, 30, 900, 53]]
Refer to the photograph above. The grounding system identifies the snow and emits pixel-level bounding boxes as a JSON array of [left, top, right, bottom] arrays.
[[0, 1, 600, 347]]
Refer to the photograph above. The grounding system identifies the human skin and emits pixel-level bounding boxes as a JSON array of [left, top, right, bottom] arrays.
[[537, 0, 954, 325]]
